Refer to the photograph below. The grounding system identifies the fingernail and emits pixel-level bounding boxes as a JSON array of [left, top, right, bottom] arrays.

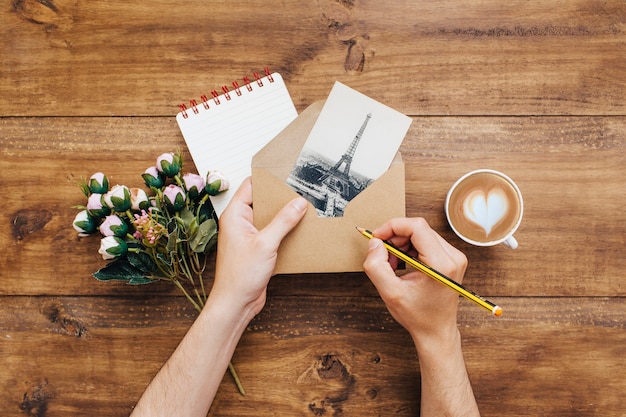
[[292, 197, 308, 212]]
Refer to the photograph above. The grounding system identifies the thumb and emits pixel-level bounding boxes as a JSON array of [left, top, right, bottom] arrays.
[[259, 197, 308, 247], [363, 238, 396, 291]]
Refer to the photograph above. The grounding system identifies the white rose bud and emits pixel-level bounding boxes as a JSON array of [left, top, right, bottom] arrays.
[[205, 171, 229, 196]]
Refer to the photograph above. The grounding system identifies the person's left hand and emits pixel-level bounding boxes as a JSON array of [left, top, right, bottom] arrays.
[[210, 178, 308, 322]]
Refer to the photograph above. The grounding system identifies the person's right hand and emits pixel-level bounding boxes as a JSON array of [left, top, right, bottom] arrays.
[[362, 217, 468, 350]]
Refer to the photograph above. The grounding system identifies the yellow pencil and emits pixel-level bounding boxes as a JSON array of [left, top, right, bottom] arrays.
[[357, 227, 503, 317]]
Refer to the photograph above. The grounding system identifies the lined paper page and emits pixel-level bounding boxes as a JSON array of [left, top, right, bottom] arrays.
[[176, 73, 297, 216]]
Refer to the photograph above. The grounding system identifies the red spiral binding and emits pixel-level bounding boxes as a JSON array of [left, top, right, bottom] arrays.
[[242, 76, 253, 92], [179, 103, 188, 119], [178, 68, 276, 119], [210, 90, 220, 105], [232, 80, 242, 96], [189, 99, 199, 114], [200, 95, 209, 110], [221, 85, 231, 100], [253, 71, 263, 87]]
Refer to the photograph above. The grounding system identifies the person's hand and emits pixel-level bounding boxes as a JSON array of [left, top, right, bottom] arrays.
[[210, 178, 307, 322], [363, 217, 468, 350]]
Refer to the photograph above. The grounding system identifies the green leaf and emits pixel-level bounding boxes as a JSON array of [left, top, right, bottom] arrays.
[[179, 207, 196, 228], [156, 252, 172, 266], [127, 251, 158, 274], [197, 200, 217, 224], [128, 276, 159, 285], [78, 179, 90, 197], [93, 257, 156, 284], [179, 206, 198, 237], [189, 219, 218, 253]]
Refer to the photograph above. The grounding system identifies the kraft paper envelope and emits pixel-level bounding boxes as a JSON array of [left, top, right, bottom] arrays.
[[252, 100, 406, 274]]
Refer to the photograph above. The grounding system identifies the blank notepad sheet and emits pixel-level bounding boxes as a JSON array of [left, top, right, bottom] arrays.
[[176, 72, 297, 216]]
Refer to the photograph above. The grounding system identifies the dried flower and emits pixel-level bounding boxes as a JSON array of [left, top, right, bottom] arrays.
[[130, 187, 150, 211]]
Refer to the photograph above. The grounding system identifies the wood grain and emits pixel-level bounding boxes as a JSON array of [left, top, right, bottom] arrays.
[[2, 0, 625, 116], [1, 296, 624, 416], [2, 0, 626, 415], [1, 116, 624, 296]]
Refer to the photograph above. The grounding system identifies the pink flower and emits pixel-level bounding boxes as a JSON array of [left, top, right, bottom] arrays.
[[183, 173, 205, 201], [99, 214, 128, 237], [142, 166, 165, 188], [132, 209, 165, 246], [163, 184, 186, 211], [86, 193, 110, 218]]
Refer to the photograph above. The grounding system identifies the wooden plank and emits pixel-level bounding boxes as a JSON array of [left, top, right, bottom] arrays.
[[1, 116, 624, 296], [2, 0, 625, 116], [1, 295, 624, 416]]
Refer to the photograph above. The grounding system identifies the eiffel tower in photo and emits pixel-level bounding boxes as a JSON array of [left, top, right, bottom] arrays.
[[322, 112, 372, 199]]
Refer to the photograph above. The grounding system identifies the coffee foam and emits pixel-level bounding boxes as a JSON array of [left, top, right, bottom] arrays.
[[447, 171, 521, 243], [462, 188, 509, 235]]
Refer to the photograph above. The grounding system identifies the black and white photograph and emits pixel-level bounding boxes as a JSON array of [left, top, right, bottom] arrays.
[[287, 82, 412, 217]]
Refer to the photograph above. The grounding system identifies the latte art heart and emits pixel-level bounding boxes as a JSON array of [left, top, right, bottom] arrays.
[[462, 189, 509, 236]]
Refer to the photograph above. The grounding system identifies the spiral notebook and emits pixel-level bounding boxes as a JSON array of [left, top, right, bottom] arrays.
[[176, 69, 298, 216]]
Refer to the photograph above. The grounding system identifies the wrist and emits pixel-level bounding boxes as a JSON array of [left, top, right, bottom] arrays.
[[412, 325, 480, 417], [410, 323, 461, 358], [201, 294, 252, 342]]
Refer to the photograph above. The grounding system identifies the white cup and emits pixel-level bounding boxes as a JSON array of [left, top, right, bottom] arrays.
[[445, 169, 523, 249]]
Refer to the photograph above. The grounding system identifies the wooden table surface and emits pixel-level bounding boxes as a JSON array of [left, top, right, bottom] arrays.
[[2, 1, 625, 416]]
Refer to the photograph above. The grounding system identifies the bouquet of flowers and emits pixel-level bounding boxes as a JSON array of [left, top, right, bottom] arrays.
[[72, 150, 245, 394]]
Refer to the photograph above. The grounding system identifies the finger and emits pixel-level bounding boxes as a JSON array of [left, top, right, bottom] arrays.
[[373, 218, 439, 253], [363, 238, 397, 296], [231, 177, 253, 206], [372, 219, 411, 250], [432, 233, 468, 280], [376, 218, 458, 278], [219, 178, 254, 227], [258, 197, 308, 248]]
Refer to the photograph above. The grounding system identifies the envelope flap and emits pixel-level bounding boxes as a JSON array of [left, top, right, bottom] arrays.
[[252, 101, 325, 178]]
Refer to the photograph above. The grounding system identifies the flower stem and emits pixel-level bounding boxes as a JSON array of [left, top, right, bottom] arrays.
[[228, 362, 246, 395], [172, 279, 202, 313], [196, 255, 207, 301], [178, 252, 204, 308]]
